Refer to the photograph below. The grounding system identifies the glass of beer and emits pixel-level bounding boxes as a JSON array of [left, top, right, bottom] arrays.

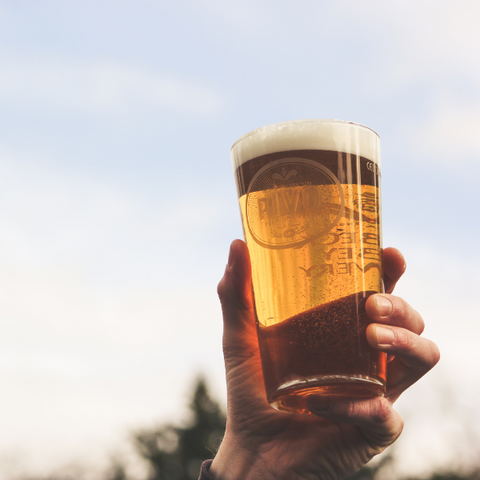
[[230, 119, 386, 415]]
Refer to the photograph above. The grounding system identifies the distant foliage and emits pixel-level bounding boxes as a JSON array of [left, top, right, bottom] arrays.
[[131, 377, 226, 480], [417, 472, 480, 480], [13, 378, 480, 480], [348, 453, 480, 480]]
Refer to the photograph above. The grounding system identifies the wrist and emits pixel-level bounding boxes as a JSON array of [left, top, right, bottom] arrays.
[[209, 440, 245, 480], [209, 432, 274, 480]]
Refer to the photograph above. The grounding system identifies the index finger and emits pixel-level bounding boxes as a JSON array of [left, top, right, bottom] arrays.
[[383, 247, 406, 294]]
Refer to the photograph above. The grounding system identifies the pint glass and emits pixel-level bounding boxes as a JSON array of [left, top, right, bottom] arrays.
[[230, 120, 386, 414]]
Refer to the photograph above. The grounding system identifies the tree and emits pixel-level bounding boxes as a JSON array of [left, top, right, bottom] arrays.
[[13, 377, 480, 480], [132, 377, 226, 480]]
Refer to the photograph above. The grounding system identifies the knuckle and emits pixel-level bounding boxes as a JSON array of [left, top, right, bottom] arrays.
[[345, 398, 357, 417], [217, 281, 232, 306], [389, 297, 425, 335], [392, 327, 415, 351], [370, 401, 403, 447], [390, 296, 406, 319], [371, 398, 394, 425]]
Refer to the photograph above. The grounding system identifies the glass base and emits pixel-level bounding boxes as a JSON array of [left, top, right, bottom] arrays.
[[268, 375, 386, 415]]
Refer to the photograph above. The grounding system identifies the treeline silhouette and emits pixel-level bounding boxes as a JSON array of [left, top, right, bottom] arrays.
[[13, 378, 480, 480]]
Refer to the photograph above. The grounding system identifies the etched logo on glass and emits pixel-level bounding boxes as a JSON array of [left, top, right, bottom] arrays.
[[246, 158, 345, 249]]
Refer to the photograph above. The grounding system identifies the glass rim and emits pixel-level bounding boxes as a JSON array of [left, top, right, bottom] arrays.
[[231, 119, 380, 151]]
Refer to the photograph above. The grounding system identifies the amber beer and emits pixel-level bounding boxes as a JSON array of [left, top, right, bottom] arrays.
[[231, 120, 386, 414]]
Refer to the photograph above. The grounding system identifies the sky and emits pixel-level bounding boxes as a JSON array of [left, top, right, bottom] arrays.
[[0, 0, 479, 478]]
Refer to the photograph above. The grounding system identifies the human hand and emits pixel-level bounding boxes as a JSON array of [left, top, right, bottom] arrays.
[[210, 240, 440, 480]]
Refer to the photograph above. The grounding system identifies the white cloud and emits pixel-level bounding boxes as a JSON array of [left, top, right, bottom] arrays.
[[0, 50, 223, 116]]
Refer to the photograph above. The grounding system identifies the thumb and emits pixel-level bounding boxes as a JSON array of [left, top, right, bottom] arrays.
[[217, 240, 266, 409], [217, 239, 253, 317], [217, 239, 258, 357]]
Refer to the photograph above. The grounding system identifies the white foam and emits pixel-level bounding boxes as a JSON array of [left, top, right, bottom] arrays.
[[231, 119, 381, 167]]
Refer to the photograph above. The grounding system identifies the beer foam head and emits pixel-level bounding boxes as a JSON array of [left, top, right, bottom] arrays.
[[231, 119, 380, 168]]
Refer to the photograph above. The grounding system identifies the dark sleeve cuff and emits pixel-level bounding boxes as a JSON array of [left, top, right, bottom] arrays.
[[198, 459, 215, 480]]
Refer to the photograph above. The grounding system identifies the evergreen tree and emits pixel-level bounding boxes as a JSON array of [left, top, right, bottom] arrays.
[[14, 377, 480, 480], [132, 377, 226, 480], [422, 472, 480, 480]]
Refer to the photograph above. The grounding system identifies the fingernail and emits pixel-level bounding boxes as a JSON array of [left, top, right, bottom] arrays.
[[372, 325, 395, 346], [307, 396, 330, 413], [375, 295, 393, 317]]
